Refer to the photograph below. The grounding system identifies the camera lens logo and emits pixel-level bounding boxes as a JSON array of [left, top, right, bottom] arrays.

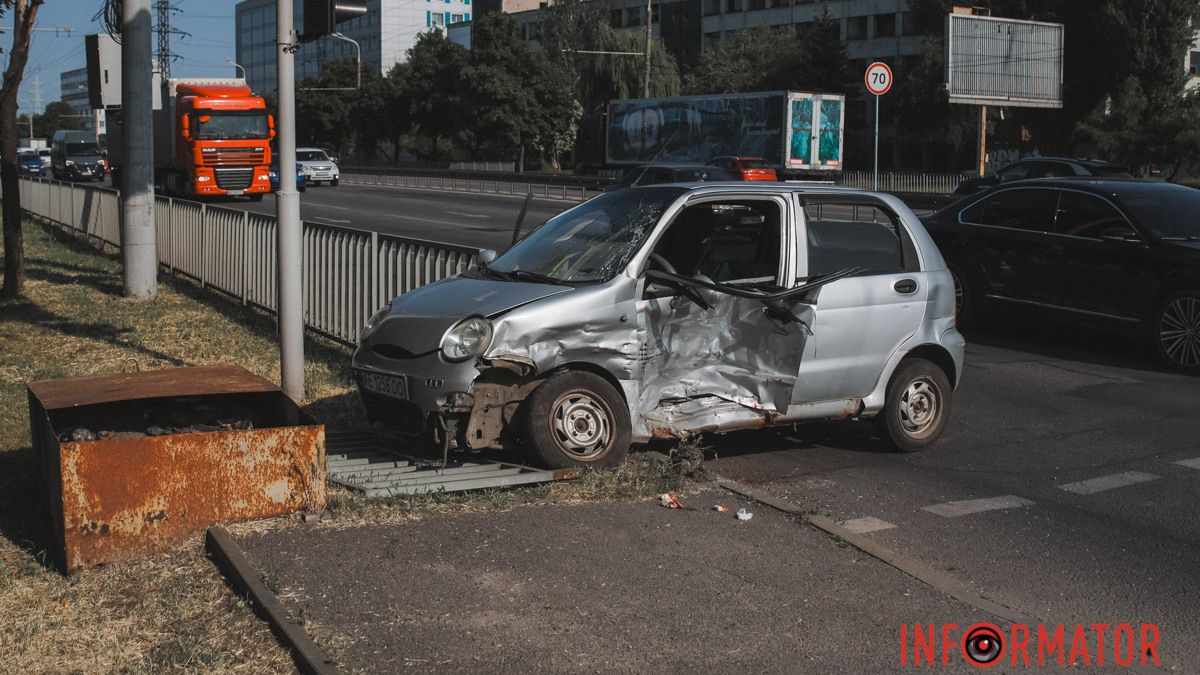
[[962, 623, 1005, 668]]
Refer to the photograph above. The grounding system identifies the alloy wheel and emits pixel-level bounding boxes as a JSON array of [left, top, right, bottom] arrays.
[[1159, 295, 1200, 369]]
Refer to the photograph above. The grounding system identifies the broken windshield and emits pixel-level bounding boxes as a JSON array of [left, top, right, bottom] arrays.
[[487, 187, 684, 283]]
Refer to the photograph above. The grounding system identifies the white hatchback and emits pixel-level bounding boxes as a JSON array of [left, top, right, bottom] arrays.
[[295, 147, 340, 186]]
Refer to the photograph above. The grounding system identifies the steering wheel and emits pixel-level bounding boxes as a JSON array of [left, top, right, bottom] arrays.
[[648, 253, 678, 275]]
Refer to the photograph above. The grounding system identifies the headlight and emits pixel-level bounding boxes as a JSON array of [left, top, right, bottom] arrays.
[[196, 175, 212, 182], [361, 303, 391, 338], [65, 160, 74, 166], [440, 317, 492, 362]]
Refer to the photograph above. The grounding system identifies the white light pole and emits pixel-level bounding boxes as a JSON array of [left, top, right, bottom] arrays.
[[275, 0, 304, 401], [224, 57, 246, 79]]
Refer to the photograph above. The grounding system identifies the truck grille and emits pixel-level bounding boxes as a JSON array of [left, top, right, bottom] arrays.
[[215, 167, 253, 190], [360, 390, 427, 437], [202, 149, 266, 166]]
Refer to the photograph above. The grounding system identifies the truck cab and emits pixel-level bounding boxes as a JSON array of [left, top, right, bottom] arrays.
[[164, 81, 274, 198]]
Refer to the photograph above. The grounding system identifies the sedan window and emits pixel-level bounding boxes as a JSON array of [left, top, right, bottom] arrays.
[[960, 188, 1058, 232], [1054, 192, 1137, 239], [996, 163, 1030, 180]]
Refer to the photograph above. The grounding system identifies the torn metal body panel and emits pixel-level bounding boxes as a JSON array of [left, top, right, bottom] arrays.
[[353, 183, 966, 457]]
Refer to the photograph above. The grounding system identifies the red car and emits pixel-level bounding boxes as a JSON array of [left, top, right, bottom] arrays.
[[708, 156, 778, 181]]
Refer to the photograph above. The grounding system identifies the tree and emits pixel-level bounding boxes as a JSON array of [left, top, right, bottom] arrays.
[[1, 0, 43, 300], [354, 63, 410, 162], [404, 31, 469, 159], [294, 60, 359, 156], [462, 13, 539, 166], [32, 100, 82, 139]]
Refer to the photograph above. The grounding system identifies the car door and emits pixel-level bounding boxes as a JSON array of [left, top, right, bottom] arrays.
[[1046, 189, 1150, 323], [635, 194, 811, 415], [956, 187, 1059, 308], [790, 196, 930, 403]]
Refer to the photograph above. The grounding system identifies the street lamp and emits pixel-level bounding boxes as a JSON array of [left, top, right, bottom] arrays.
[[225, 58, 246, 79]]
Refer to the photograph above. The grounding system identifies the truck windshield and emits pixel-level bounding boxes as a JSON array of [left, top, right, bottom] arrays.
[[485, 187, 684, 284], [195, 110, 269, 140], [67, 143, 101, 156]]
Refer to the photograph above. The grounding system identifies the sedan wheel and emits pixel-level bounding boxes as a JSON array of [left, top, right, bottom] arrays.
[[1155, 291, 1200, 373]]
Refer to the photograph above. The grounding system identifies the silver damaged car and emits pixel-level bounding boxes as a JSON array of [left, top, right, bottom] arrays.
[[353, 184, 966, 468]]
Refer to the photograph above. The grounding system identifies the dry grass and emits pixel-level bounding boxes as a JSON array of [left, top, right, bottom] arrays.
[[0, 218, 695, 673]]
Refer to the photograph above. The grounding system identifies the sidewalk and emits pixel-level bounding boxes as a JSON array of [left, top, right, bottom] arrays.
[[239, 487, 995, 674]]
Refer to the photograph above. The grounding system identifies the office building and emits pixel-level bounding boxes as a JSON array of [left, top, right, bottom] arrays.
[[60, 67, 106, 138]]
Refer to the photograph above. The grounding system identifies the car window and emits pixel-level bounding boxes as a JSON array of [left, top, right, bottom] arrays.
[[1030, 161, 1074, 178], [646, 169, 674, 184], [652, 200, 782, 285], [296, 151, 329, 161], [996, 163, 1030, 180], [804, 202, 906, 277], [1054, 192, 1137, 239], [960, 188, 1058, 232], [740, 159, 772, 169]]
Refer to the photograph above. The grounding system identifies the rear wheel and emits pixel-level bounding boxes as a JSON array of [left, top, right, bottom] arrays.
[[876, 358, 953, 452], [523, 371, 630, 469], [1153, 290, 1200, 374]]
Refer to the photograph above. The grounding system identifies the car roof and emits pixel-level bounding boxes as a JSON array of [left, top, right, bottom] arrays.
[[626, 181, 881, 196], [295, 147, 326, 153], [963, 177, 1190, 198]]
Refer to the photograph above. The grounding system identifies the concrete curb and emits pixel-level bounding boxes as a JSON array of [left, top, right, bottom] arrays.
[[205, 526, 340, 675]]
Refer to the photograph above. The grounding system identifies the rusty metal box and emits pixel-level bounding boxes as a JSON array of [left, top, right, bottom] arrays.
[[28, 365, 325, 573]]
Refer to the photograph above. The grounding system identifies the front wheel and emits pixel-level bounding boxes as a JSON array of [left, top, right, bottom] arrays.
[[330, 177, 339, 186], [875, 358, 953, 453], [523, 371, 631, 469], [1153, 290, 1200, 374]]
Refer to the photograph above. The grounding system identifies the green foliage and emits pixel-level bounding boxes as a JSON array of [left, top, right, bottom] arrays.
[[32, 100, 81, 139]]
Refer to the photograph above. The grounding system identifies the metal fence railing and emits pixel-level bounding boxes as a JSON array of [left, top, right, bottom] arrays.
[[340, 170, 599, 202], [17, 178, 481, 347], [836, 170, 968, 195]]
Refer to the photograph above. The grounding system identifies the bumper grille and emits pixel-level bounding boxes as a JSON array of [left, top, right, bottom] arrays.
[[215, 167, 253, 190], [202, 150, 266, 166], [360, 390, 427, 437]]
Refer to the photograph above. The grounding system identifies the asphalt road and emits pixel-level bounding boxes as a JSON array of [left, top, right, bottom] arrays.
[[238, 182, 572, 251], [241, 316, 1199, 672]]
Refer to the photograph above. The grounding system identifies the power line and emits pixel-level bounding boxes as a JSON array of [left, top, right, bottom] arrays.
[[154, 0, 189, 78]]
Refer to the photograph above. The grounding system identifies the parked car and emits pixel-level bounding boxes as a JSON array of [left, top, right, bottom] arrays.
[[922, 178, 1200, 373], [18, 150, 45, 177], [616, 163, 734, 189], [709, 156, 778, 182], [38, 147, 51, 170], [268, 161, 307, 192], [953, 158, 1131, 195], [354, 184, 964, 469], [295, 147, 339, 186]]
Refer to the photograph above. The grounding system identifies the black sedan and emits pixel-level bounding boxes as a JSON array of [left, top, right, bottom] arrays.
[[922, 178, 1200, 373], [953, 158, 1131, 195]]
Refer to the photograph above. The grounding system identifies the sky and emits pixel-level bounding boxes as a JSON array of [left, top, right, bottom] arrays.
[[18, 0, 240, 113]]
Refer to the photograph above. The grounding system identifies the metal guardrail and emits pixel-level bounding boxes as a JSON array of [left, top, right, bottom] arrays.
[[17, 177, 480, 347], [340, 170, 601, 201]]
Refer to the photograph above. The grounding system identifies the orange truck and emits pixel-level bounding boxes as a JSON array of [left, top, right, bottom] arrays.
[[111, 77, 275, 199]]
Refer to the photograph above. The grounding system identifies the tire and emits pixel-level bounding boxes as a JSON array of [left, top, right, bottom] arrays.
[[946, 260, 974, 329], [875, 358, 953, 453], [330, 177, 339, 186], [1152, 290, 1200, 374], [523, 371, 631, 469]]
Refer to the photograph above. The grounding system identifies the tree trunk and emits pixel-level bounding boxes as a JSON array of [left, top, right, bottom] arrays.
[[0, 0, 42, 300]]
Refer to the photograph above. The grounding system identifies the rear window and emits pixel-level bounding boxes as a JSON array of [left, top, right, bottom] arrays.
[[1088, 165, 1132, 177], [740, 159, 772, 169]]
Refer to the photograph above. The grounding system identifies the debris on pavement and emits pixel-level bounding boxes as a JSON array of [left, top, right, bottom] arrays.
[[660, 493, 684, 509], [736, 508, 754, 522], [713, 504, 729, 513]]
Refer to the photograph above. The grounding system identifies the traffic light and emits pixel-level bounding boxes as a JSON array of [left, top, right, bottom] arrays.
[[302, 0, 368, 42]]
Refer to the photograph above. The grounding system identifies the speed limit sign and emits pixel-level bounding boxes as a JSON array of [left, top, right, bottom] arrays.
[[865, 62, 893, 96]]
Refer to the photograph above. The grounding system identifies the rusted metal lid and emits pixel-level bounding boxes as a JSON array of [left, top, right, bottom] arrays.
[[28, 364, 280, 411]]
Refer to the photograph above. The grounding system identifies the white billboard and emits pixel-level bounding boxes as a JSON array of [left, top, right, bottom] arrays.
[[945, 13, 1064, 109]]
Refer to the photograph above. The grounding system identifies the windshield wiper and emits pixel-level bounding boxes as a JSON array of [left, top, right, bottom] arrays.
[[1159, 235, 1200, 241], [503, 269, 572, 286]]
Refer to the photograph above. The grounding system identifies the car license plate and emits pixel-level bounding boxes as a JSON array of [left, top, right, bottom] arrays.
[[359, 371, 407, 399], [227, 190, 244, 196]]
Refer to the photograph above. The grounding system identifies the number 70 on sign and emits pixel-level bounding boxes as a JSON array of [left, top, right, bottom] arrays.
[[865, 62, 893, 96]]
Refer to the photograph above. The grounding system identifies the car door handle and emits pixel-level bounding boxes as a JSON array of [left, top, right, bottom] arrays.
[[893, 279, 918, 294]]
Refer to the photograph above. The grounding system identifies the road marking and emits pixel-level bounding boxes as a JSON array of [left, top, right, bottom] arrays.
[[445, 210, 488, 219], [838, 516, 896, 534], [311, 217, 351, 225], [1057, 471, 1160, 495], [1173, 457, 1200, 470], [922, 495, 1034, 518]]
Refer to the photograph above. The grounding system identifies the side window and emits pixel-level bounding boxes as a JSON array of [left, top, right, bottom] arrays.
[[804, 201, 907, 277], [651, 200, 782, 285], [1030, 161, 1073, 178], [996, 162, 1030, 180], [650, 169, 675, 184], [959, 188, 1058, 232], [1054, 192, 1138, 239]]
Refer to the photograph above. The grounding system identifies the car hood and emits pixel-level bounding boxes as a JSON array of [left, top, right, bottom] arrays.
[[364, 275, 573, 355]]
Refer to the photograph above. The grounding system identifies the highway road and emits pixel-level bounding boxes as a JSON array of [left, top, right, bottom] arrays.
[[238, 182, 573, 251]]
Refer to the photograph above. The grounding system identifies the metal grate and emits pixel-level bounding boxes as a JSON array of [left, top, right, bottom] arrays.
[[203, 150, 266, 166], [325, 430, 580, 497], [359, 390, 427, 436], [215, 167, 253, 190]]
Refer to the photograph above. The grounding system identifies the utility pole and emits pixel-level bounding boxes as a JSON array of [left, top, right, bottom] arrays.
[[642, 0, 652, 98], [276, 0, 304, 400], [121, 0, 158, 299]]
